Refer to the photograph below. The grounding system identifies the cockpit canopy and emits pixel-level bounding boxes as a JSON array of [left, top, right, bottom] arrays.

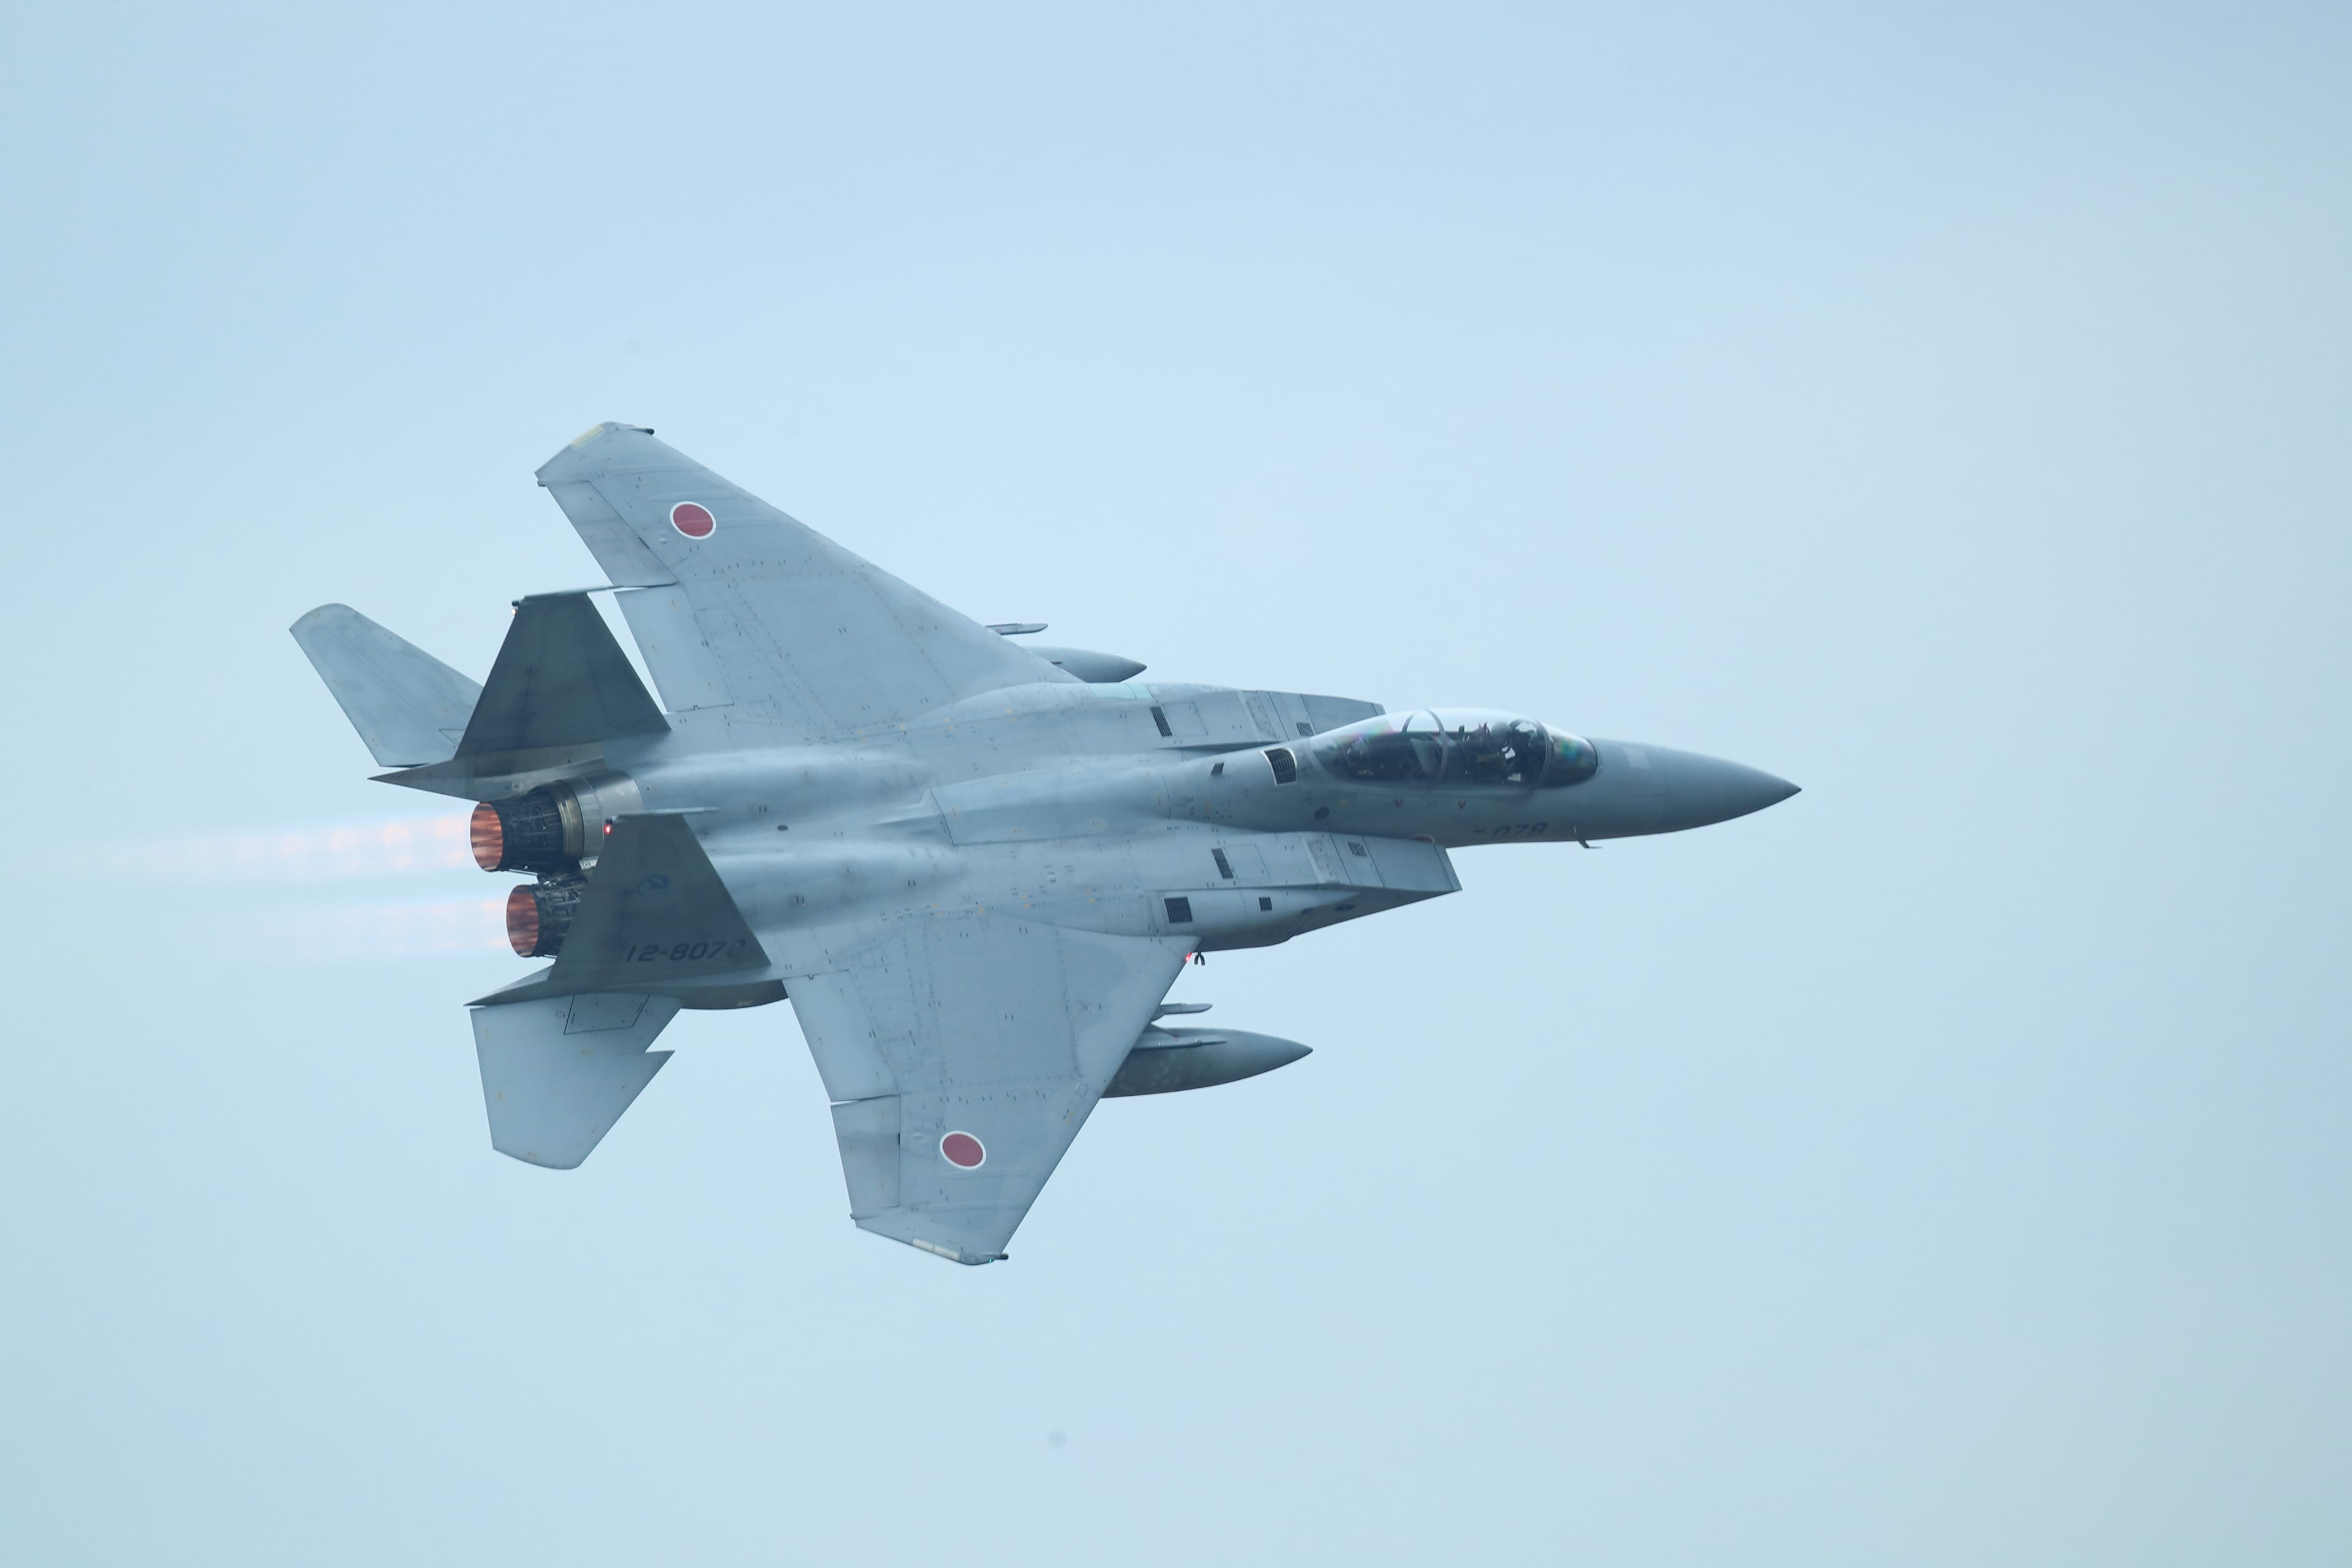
[[1309, 709, 1599, 788]]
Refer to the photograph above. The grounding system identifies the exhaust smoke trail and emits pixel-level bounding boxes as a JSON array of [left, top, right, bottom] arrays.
[[84, 812, 521, 963], [225, 894, 513, 961], [105, 812, 477, 883]]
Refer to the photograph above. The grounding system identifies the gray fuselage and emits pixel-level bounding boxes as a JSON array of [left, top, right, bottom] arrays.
[[567, 678, 1796, 963]]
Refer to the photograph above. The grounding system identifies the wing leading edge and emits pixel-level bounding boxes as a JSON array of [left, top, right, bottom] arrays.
[[785, 916, 1189, 1265]]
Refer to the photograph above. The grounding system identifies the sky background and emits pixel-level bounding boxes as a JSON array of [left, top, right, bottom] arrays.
[[3, 3, 2348, 1562]]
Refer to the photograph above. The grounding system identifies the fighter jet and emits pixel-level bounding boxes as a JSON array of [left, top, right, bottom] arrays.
[[292, 423, 1797, 1266]]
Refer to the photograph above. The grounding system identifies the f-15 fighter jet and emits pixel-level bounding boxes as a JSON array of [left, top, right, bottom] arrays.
[[293, 424, 1797, 1266]]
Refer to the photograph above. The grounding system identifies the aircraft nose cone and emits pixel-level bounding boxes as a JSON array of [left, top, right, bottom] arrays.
[[1648, 747, 1800, 831]]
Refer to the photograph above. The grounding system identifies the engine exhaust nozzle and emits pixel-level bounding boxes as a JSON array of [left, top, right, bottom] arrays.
[[505, 874, 586, 957], [472, 794, 569, 873], [471, 774, 644, 873]]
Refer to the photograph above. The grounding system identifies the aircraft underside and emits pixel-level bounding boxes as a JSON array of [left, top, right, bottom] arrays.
[[293, 423, 1795, 1265]]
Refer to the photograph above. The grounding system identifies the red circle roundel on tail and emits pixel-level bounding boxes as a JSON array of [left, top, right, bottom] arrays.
[[941, 1131, 987, 1169], [669, 501, 716, 539]]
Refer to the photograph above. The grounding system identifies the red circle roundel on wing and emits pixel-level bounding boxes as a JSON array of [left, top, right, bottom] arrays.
[[669, 501, 716, 539], [941, 1131, 986, 1169]]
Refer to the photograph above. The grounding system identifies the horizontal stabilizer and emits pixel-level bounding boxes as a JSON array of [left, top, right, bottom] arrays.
[[290, 605, 481, 766], [472, 992, 680, 1168], [456, 592, 668, 757]]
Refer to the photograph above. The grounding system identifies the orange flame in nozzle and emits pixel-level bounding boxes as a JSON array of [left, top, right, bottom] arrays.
[[470, 803, 505, 871], [504, 884, 541, 956]]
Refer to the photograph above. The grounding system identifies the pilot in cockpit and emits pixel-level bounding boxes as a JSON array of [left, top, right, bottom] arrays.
[[1312, 709, 1593, 789]]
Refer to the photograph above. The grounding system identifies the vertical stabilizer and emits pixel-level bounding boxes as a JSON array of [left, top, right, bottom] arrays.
[[455, 592, 669, 756]]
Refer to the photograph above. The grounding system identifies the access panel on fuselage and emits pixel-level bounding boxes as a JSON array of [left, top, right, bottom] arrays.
[[902, 681, 1385, 775], [1144, 829, 1460, 947]]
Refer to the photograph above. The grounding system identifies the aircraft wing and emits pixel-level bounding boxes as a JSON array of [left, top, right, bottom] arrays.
[[783, 916, 1189, 1264], [534, 423, 1075, 742]]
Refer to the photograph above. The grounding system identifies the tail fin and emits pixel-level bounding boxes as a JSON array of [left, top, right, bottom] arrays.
[[454, 591, 668, 756], [291, 605, 482, 767]]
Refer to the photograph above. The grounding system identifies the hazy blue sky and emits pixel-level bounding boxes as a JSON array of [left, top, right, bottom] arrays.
[[3, 4, 2347, 1563]]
